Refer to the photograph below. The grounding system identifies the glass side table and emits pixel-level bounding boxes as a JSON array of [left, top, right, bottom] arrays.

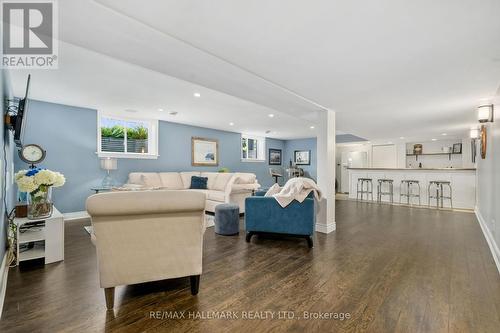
[[90, 187, 114, 194]]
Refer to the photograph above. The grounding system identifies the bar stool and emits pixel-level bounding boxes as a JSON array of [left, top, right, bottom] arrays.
[[428, 181, 453, 209], [356, 178, 373, 201], [399, 180, 421, 205], [377, 179, 394, 203]]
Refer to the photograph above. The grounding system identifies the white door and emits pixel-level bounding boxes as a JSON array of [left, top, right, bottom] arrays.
[[340, 151, 368, 193], [372, 144, 397, 168]]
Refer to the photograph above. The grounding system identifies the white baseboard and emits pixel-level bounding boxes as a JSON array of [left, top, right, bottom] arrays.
[[316, 222, 336, 234], [63, 211, 90, 221], [475, 208, 500, 275], [0, 252, 9, 319]]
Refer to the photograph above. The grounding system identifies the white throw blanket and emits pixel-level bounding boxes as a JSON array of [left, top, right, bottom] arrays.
[[272, 177, 322, 208]]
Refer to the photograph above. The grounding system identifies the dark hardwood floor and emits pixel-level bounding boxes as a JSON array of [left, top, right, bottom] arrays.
[[1, 200, 500, 332]]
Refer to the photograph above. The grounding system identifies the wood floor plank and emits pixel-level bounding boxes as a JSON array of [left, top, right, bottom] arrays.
[[1, 200, 500, 333]]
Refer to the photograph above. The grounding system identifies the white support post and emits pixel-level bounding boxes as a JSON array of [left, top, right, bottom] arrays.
[[316, 109, 336, 233]]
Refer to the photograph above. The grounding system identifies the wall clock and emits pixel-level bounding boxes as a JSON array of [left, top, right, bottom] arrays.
[[480, 125, 487, 159], [18, 144, 46, 167]]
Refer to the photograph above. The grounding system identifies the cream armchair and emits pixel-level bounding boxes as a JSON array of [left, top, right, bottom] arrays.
[[86, 190, 206, 310]]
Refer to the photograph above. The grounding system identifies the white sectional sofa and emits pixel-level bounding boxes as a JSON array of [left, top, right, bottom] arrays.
[[125, 171, 260, 213]]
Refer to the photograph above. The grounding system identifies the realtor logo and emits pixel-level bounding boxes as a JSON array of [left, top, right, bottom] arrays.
[[2, 0, 58, 68]]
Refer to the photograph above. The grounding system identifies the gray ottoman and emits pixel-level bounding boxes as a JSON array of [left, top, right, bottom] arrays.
[[214, 203, 240, 235]]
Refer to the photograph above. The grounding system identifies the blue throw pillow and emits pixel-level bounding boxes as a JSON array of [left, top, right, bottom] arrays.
[[190, 176, 208, 189]]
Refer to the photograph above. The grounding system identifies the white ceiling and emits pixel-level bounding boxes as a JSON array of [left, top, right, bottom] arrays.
[[10, 0, 500, 141], [9, 42, 318, 139]]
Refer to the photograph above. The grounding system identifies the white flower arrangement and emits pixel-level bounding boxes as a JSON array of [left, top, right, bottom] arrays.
[[15, 168, 66, 194]]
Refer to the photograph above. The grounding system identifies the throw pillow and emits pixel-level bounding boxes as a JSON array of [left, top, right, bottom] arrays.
[[190, 176, 208, 189], [265, 183, 281, 197]]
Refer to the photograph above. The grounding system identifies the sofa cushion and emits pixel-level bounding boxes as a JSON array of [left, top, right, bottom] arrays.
[[180, 172, 201, 189], [213, 173, 234, 191], [206, 190, 226, 202], [128, 172, 162, 187], [190, 176, 208, 189], [200, 172, 218, 189], [233, 173, 256, 184], [159, 172, 184, 190]]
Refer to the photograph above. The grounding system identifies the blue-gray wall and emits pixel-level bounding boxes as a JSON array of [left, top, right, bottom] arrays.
[[16, 100, 289, 213], [283, 138, 317, 181], [1, 70, 15, 261]]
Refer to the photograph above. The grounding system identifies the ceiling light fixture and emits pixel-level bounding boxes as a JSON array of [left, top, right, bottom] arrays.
[[193, 92, 201, 98], [158, 108, 164, 112], [431, 138, 437, 141], [309, 126, 315, 129], [265, 130, 271, 134], [399, 137, 405, 139], [441, 133, 447, 136], [168, 111, 178, 116], [268, 114, 274, 118], [229, 122, 234, 126], [125, 109, 138, 113], [387, 141, 393, 144]]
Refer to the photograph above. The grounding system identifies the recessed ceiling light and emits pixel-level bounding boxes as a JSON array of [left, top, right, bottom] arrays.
[[268, 113, 275, 118], [125, 109, 138, 113], [310, 126, 315, 129], [399, 137, 405, 139], [168, 111, 178, 116], [229, 122, 234, 126], [158, 108, 164, 112], [388, 141, 393, 144], [193, 92, 201, 98], [441, 133, 447, 136], [431, 138, 437, 141]]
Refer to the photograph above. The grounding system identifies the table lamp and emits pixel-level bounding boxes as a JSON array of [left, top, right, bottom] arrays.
[[100, 157, 117, 187]]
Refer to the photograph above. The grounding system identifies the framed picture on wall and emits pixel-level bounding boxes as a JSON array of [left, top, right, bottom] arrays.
[[452, 143, 462, 154], [294, 150, 311, 165], [268, 148, 282, 165], [192, 137, 218, 166]]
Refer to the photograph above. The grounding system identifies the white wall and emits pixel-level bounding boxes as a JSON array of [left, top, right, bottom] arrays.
[[405, 139, 468, 168], [476, 101, 500, 272]]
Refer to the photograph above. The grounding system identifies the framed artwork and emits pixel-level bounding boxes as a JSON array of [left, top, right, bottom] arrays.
[[480, 125, 487, 159], [192, 137, 218, 166], [268, 148, 282, 165], [294, 150, 311, 165], [452, 143, 462, 154]]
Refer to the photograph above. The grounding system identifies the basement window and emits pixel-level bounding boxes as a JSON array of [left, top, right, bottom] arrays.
[[97, 113, 158, 159], [241, 135, 265, 162]]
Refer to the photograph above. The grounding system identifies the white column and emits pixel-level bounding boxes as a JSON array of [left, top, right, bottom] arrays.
[[316, 109, 336, 233]]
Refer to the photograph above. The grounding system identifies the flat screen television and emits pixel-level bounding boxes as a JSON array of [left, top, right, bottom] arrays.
[[13, 74, 30, 147]]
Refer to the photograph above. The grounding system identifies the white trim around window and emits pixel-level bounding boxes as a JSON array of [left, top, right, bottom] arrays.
[[96, 112, 159, 159], [241, 134, 266, 162]]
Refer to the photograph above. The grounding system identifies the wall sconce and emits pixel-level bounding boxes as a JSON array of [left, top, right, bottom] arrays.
[[477, 104, 494, 123], [470, 127, 479, 139]]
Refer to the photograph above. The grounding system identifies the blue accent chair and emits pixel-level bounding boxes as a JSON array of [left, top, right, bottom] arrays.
[[244, 190, 315, 247]]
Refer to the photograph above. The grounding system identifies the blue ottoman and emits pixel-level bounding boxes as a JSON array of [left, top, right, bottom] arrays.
[[215, 203, 240, 235]]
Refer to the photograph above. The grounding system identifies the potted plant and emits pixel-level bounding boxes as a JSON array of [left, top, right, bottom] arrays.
[[15, 168, 66, 219]]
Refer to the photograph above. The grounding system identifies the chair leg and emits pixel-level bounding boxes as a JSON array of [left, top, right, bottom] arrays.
[[306, 236, 313, 248], [245, 232, 254, 242], [104, 287, 115, 310], [190, 275, 200, 295]]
